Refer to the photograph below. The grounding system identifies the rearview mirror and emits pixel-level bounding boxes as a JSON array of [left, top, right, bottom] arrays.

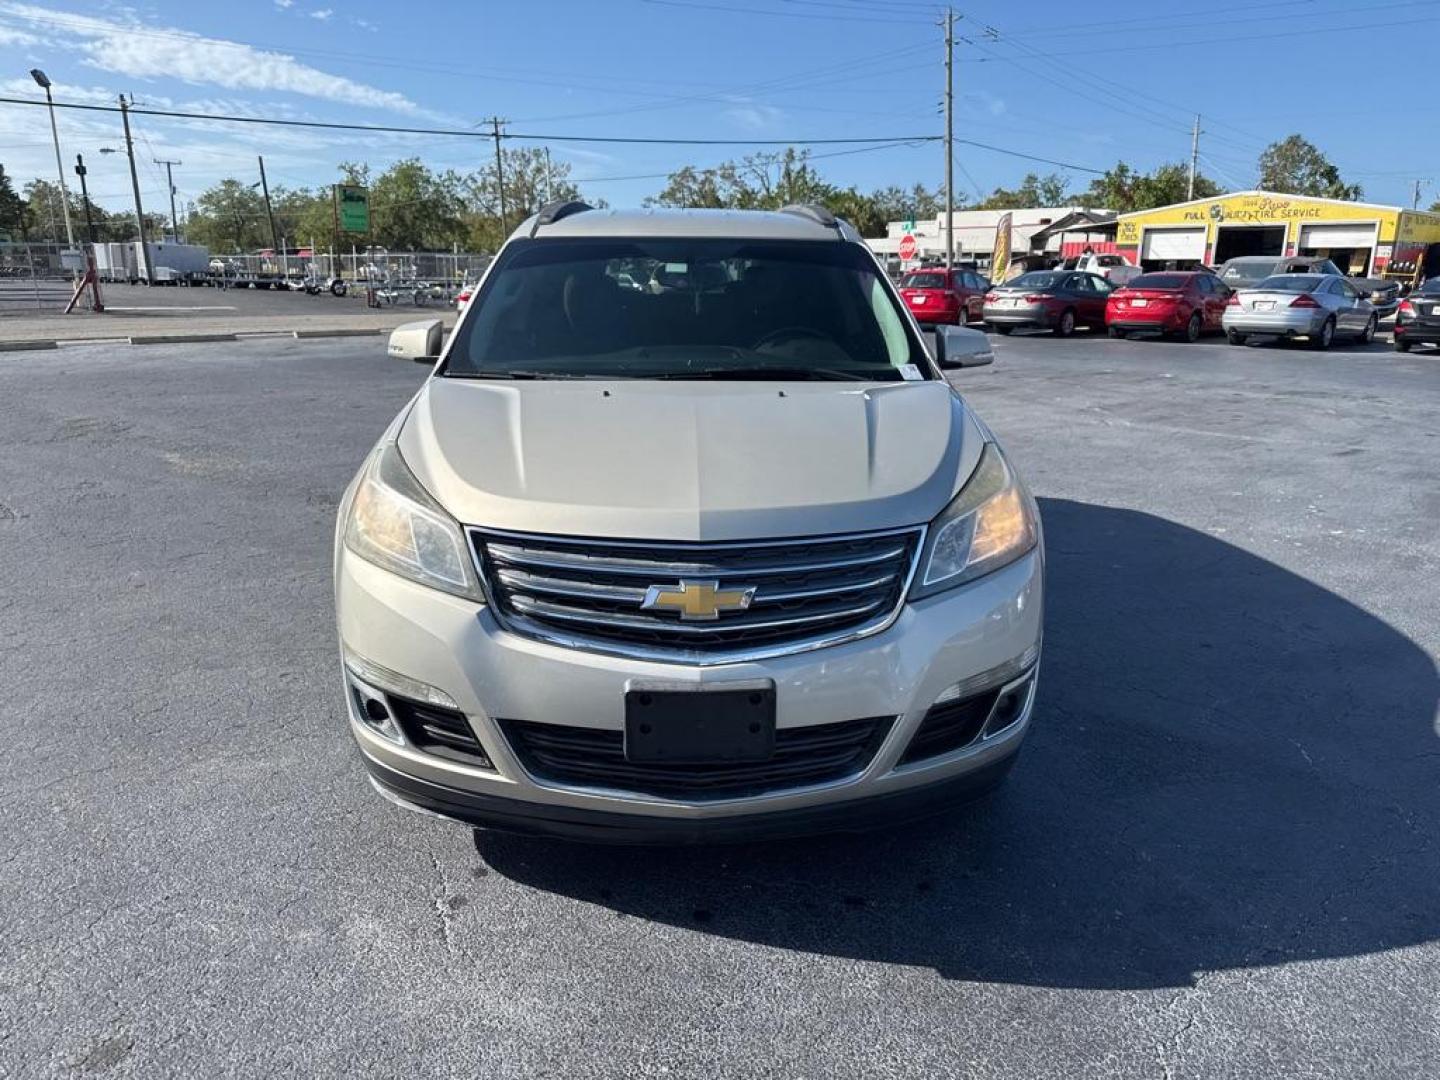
[[933, 325, 994, 369], [387, 319, 445, 364]]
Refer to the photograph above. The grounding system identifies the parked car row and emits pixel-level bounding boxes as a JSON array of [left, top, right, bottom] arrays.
[[972, 268, 1388, 350]]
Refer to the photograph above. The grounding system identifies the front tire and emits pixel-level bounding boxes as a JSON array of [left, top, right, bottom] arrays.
[[1309, 317, 1335, 350], [1055, 308, 1076, 337]]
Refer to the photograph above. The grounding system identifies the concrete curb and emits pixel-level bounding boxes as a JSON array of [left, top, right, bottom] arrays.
[[128, 333, 238, 345], [0, 340, 59, 352], [292, 328, 387, 339]]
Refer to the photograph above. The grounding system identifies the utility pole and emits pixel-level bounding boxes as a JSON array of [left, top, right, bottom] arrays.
[[118, 95, 154, 284], [943, 7, 955, 271], [543, 146, 554, 203], [487, 117, 509, 236], [153, 157, 181, 241], [73, 154, 97, 244], [257, 155, 281, 257], [1414, 179, 1423, 210], [1188, 114, 1201, 201]]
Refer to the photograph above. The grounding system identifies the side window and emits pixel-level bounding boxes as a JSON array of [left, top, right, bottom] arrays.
[[1090, 274, 1112, 293], [1067, 274, 1090, 292]]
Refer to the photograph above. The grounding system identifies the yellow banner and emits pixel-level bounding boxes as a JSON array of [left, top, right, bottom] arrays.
[[992, 212, 1013, 280]]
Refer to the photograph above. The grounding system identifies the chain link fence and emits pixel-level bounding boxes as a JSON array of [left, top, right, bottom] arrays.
[[0, 242, 73, 314]]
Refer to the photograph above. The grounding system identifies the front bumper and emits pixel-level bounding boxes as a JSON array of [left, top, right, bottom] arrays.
[[336, 544, 1043, 840], [1222, 308, 1326, 337]]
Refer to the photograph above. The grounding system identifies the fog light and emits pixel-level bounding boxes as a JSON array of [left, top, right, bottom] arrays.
[[983, 674, 1036, 739], [348, 679, 403, 744]]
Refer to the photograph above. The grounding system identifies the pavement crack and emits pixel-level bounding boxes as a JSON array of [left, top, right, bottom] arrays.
[[430, 852, 457, 955]]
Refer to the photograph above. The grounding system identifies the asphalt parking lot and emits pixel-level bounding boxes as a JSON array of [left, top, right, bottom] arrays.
[[1, 331, 1436, 1078]]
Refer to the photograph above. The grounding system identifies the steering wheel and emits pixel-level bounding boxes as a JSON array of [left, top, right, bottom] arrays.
[[751, 326, 832, 351]]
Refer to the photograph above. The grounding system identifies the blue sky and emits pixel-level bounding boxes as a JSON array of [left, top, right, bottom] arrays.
[[2, 0, 1436, 220]]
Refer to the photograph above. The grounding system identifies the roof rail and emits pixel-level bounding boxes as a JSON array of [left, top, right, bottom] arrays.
[[529, 199, 594, 237], [779, 203, 841, 233]]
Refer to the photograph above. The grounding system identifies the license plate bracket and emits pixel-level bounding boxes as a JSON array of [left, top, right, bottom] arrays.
[[624, 687, 776, 764]]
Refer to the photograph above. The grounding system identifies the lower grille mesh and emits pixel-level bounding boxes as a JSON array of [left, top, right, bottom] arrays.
[[500, 716, 893, 799]]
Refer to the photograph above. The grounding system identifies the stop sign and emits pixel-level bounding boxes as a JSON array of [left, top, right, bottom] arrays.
[[898, 234, 918, 261]]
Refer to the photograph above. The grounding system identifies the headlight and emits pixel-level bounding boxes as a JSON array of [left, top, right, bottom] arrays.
[[911, 443, 1038, 599], [343, 439, 483, 601]]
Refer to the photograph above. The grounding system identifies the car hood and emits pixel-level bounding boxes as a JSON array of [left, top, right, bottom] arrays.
[[398, 377, 983, 541]]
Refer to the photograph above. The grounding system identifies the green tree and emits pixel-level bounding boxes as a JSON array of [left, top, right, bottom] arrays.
[[975, 172, 1070, 210], [1257, 135, 1361, 200], [1428, 199, 1440, 214], [188, 178, 271, 252], [1084, 161, 1222, 212], [365, 159, 465, 250], [648, 148, 837, 211], [0, 166, 28, 239], [463, 146, 583, 252]]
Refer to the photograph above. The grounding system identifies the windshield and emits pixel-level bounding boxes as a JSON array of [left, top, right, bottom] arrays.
[[900, 272, 948, 289], [1220, 260, 1278, 286], [1256, 274, 1324, 293], [1129, 273, 1189, 290], [1008, 271, 1063, 290], [446, 238, 929, 381], [1418, 277, 1440, 295]]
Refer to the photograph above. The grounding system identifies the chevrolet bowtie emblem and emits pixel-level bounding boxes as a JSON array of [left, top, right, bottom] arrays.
[[641, 579, 756, 621]]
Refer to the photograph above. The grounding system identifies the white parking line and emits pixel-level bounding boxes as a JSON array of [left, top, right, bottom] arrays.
[[103, 305, 238, 312]]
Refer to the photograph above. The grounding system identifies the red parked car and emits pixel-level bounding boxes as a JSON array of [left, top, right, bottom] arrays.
[[1106, 271, 1231, 342], [898, 268, 990, 325]]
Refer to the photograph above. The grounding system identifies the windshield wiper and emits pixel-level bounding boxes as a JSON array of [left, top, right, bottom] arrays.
[[650, 366, 883, 382]]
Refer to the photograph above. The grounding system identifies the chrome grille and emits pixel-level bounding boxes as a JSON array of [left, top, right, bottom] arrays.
[[470, 526, 924, 661]]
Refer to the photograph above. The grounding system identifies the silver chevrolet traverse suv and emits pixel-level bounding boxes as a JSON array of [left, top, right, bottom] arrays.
[[335, 203, 1043, 842]]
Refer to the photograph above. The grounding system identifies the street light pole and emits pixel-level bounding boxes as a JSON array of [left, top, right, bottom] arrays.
[[31, 69, 76, 252]]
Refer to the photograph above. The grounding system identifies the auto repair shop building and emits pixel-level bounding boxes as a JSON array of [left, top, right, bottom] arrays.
[[1115, 191, 1440, 282]]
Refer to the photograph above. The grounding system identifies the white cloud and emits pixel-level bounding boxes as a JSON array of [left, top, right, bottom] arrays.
[[273, 0, 293, 8], [0, 3, 426, 115], [722, 99, 783, 131], [0, 22, 36, 43], [308, 8, 333, 19]]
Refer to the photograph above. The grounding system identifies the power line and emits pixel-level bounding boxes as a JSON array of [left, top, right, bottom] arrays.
[[0, 95, 942, 145], [640, 0, 938, 23]]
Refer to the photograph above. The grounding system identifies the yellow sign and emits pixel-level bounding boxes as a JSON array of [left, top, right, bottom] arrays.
[[641, 580, 756, 621]]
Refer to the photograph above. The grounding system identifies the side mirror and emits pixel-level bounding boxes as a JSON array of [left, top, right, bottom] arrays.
[[933, 325, 994, 369], [387, 318, 444, 364]]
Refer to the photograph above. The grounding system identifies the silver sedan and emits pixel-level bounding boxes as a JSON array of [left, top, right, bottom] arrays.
[[1223, 273, 1377, 349]]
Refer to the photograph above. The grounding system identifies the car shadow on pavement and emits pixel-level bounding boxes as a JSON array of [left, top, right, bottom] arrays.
[[473, 498, 1439, 990]]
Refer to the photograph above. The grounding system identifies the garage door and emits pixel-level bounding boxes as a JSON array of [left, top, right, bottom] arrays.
[[1299, 223, 1375, 249], [1141, 227, 1206, 262]]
